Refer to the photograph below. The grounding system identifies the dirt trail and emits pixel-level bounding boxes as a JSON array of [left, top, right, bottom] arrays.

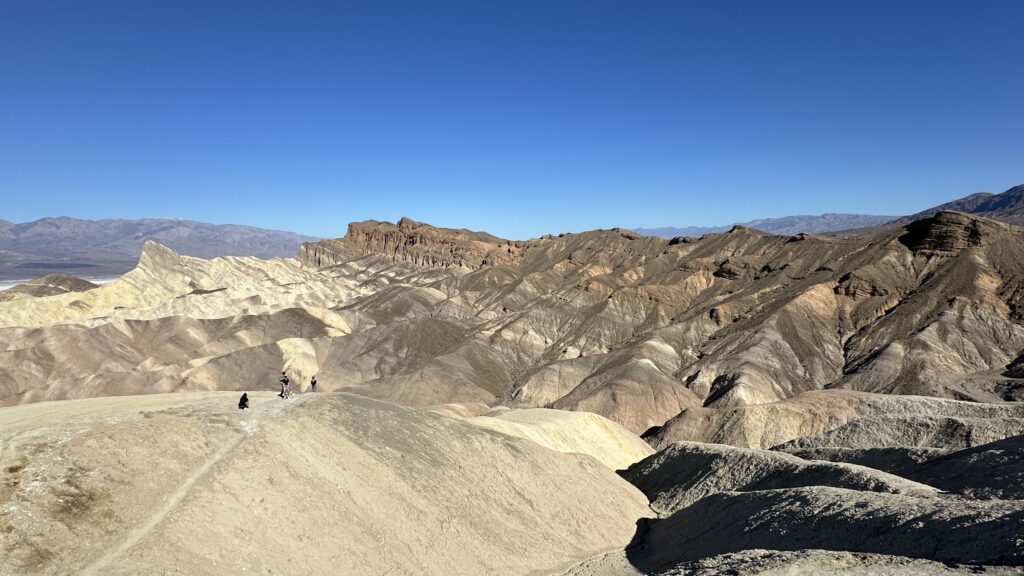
[[79, 394, 312, 576]]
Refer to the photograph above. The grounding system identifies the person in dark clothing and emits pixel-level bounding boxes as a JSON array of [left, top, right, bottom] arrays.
[[238, 393, 249, 410], [279, 371, 291, 398], [310, 375, 317, 393]]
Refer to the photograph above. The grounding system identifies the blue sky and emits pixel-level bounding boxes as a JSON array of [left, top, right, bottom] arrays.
[[2, 1, 1022, 239]]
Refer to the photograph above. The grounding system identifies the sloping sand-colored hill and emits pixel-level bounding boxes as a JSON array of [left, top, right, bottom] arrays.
[[0, 392, 650, 576], [468, 408, 654, 470]]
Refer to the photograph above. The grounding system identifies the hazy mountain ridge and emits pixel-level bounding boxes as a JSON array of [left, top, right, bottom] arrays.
[[637, 183, 1024, 238], [0, 216, 318, 280], [891, 184, 1024, 226], [636, 213, 896, 238]]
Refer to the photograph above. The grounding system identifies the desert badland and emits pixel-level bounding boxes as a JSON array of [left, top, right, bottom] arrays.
[[3, 185, 1024, 574], [6, 0, 1024, 572]]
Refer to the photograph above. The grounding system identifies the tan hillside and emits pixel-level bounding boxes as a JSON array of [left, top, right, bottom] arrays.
[[0, 392, 649, 576], [468, 408, 654, 470]]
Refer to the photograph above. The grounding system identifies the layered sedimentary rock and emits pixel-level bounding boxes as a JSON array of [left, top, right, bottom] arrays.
[[0, 273, 97, 303], [5, 211, 1024, 442], [647, 389, 1024, 450], [298, 217, 522, 270]]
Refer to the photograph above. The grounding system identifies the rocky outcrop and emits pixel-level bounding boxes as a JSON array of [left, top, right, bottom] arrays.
[[0, 273, 97, 303], [299, 217, 523, 270], [296, 237, 354, 268], [898, 211, 1001, 253]]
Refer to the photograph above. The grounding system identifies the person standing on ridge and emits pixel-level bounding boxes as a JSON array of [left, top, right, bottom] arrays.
[[279, 371, 290, 399], [310, 375, 317, 393]]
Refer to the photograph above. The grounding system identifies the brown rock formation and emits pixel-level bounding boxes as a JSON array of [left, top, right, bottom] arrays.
[[299, 217, 523, 270]]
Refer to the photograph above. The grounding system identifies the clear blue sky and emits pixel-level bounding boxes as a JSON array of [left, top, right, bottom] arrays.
[[2, 1, 1022, 239]]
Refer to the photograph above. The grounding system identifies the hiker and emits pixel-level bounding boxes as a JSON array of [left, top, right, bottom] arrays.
[[310, 375, 317, 393], [280, 371, 291, 399], [238, 393, 249, 410], [279, 371, 290, 398]]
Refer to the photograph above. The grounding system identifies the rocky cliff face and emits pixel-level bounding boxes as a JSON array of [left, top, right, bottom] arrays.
[[299, 217, 523, 270], [297, 238, 353, 268], [898, 211, 998, 253]]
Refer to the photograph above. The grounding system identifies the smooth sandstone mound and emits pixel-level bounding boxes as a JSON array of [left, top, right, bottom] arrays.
[[0, 392, 650, 576], [468, 407, 655, 470]]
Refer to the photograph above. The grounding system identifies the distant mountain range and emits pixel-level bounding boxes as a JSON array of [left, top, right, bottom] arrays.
[[635, 213, 896, 238], [637, 184, 1024, 238], [890, 184, 1024, 227], [0, 217, 317, 280], [3, 184, 1021, 281]]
